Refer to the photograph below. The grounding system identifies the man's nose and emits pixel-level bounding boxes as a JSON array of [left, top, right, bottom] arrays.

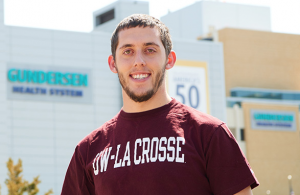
[[134, 50, 146, 67]]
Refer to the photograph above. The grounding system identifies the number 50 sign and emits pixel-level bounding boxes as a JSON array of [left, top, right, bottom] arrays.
[[167, 60, 210, 114]]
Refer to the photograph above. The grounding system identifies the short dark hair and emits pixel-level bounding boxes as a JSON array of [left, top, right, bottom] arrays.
[[111, 14, 172, 60]]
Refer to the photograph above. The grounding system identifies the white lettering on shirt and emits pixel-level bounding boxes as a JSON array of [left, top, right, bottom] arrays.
[[167, 137, 176, 162], [93, 153, 100, 175], [150, 137, 159, 162], [134, 139, 142, 165], [92, 136, 185, 174], [158, 137, 167, 162], [114, 144, 122, 168], [141, 138, 150, 164], [122, 141, 131, 167], [176, 137, 185, 163], [100, 147, 112, 172]]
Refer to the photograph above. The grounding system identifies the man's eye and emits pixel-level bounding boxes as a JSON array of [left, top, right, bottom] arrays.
[[124, 50, 132, 54], [147, 49, 155, 53]]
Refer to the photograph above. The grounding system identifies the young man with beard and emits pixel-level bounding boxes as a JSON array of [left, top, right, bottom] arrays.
[[61, 14, 259, 195]]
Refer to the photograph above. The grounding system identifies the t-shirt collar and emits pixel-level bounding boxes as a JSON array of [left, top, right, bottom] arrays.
[[119, 98, 177, 119]]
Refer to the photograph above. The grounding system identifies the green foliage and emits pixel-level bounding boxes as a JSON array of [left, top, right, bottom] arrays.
[[3, 158, 53, 195]]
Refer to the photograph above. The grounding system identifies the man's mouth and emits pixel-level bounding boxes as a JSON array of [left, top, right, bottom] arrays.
[[131, 74, 150, 80]]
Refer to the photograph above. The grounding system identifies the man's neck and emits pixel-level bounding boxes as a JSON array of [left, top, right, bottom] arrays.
[[121, 88, 172, 113]]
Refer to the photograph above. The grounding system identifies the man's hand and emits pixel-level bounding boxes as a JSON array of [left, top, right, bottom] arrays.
[[234, 186, 252, 195]]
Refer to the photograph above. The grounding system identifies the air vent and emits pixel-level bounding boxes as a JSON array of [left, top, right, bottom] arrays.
[[96, 9, 115, 26]]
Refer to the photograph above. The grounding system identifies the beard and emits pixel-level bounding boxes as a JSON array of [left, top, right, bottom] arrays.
[[115, 64, 166, 103]]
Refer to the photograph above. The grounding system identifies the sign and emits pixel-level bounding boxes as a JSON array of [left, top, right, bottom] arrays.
[[167, 60, 209, 113], [7, 63, 92, 103], [251, 109, 296, 131]]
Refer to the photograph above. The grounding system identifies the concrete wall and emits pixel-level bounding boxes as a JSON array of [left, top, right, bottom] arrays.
[[220, 28, 300, 194], [242, 102, 300, 195], [218, 28, 300, 96], [161, 3, 203, 40]]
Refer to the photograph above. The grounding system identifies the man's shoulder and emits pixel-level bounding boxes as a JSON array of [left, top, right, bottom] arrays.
[[171, 99, 224, 128], [76, 112, 120, 148]]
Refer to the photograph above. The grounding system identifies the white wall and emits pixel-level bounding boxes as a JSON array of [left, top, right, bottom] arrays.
[[226, 107, 245, 130], [226, 106, 246, 156], [161, 1, 271, 40], [201, 1, 271, 35], [3, 26, 121, 194], [161, 3, 203, 40], [173, 39, 226, 122]]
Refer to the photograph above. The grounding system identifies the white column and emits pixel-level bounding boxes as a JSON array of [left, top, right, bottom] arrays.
[[233, 104, 241, 143]]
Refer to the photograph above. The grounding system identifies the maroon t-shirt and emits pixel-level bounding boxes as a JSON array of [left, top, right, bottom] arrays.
[[61, 99, 259, 195]]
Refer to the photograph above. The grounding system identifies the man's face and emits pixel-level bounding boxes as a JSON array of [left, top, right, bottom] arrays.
[[113, 27, 168, 102]]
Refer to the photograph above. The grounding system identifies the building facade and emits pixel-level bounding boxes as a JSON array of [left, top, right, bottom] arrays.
[[219, 28, 300, 195]]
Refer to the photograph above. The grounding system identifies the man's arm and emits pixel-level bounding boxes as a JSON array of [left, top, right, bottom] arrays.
[[61, 146, 95, 195], [234, 186, 252, 195], [205, 123, 259, 194]]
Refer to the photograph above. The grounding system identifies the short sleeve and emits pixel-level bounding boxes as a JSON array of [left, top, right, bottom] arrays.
[[61, 146, 95, 195], [205, 123, 259, 195]]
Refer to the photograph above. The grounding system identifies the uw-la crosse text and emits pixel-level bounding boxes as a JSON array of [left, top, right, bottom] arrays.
[[93, 136, 185, 175]]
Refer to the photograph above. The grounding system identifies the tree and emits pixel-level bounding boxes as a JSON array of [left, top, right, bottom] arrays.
[[2, 158, 53, 195]]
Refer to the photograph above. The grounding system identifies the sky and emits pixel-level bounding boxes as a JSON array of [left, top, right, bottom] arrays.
[[3, 0, 300, 35]]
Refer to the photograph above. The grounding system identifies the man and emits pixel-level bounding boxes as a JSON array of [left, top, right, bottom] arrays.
[[61, 14, 259, 195]]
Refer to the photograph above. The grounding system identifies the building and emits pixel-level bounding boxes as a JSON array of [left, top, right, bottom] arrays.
[[219, 28, 300, 195], [161, 1, 271, 40], [0, 1, 225, 194]]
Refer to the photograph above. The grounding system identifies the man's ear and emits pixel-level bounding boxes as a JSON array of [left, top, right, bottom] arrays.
[[165, 50, 176, 70], [108, 55, 118, 73]]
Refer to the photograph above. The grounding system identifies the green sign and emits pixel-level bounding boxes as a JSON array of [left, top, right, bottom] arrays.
[[7, 69, 88, 87], [253, 113, 293, 122]]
